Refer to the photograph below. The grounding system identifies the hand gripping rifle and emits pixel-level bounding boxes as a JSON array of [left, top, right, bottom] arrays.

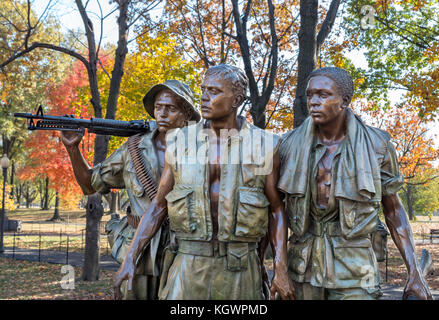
[[14, 105, 156, 137]]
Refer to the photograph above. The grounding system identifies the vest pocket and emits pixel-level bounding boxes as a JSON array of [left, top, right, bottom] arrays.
[[165, 187, 196, 234], [226, 242, 249, 271], [235, 187, 270, 238], [333, 237, 378, 282], [288, 234, 313, 276]]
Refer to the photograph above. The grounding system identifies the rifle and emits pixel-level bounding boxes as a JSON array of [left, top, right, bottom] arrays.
[[14, 105, 156, 137]]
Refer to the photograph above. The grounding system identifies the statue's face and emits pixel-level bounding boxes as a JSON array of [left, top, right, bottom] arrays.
[[200, 73, 236, 120], [153, 90, 187, 133], [306, 75, 346, 126]]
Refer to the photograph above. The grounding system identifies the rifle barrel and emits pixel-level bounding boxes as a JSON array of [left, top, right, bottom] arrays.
[[13, 111, 155, 137]]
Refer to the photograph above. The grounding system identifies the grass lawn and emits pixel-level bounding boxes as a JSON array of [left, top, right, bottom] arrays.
[[0, 258, 114, 300], [379, 242, 439, 291], [0, 208, 438, 299], [6, 208, 113, 235], [3, 208, 113, 253]]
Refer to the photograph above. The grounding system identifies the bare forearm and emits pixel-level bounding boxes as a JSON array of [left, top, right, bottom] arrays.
[[65, 145, 95, 194], [266, 151, 289, 273], [269, 208, 289, 273], [383, 195, 420, 275], [125, 201, 167, 264]]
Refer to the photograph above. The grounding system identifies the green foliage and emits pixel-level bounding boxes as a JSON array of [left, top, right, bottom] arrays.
[[400, 170, 439, 216], [342, 0, 439, 118]]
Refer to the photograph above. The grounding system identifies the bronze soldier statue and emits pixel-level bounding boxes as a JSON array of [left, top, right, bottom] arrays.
[[278, 67, 432, 300], [114, 64, 295, 300], [60, 80, 200, 300]]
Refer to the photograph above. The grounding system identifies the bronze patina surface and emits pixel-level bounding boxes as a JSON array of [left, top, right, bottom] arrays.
[[114, 64, 295, 300], [278, 67, 432, 300], [61, 80, 199, 300]]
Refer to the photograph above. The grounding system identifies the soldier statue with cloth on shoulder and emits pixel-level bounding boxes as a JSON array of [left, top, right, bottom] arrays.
[[278, 67, 432, 300]]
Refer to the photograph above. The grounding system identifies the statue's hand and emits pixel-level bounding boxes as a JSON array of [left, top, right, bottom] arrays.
[[60, 130, 84, 147], [269, 267, 296, 300], [403, 271, 433, 300], [113, 256, 136, 300]]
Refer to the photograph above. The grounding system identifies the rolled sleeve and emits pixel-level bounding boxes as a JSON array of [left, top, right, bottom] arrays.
[[91, 143, 127, 194], [380, 141, 404, 196]]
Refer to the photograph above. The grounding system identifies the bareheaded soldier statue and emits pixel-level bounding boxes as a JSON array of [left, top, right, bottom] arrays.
[[114, 64, 295, 300], [278, 67, 432, 300], [61, 80, 200, 300]]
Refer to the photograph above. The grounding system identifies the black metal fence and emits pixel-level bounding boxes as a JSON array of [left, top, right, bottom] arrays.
[[4, 229, 111, 265]]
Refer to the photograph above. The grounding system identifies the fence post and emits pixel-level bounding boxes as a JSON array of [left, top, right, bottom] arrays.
[[12, 232, 15, 259], [422, 227, 425, 244], [59, 229, 62, 252], [81, 229, 84, 253], [385, 247, 388, 283], [38, 233, 41, 262], [66, 235, 69, 265]]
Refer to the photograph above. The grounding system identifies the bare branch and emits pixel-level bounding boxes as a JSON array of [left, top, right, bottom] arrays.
[[265, 56, 298, 128], [127, 1, 162, 29], [0, 42, 89, 70], [223, 31, 237, 41], [96, 0, 104, 57], [376, 16, 430, 49], [231, 0, 258, 97], [261, 0, 278, 105], [316, 0, 341, 50], [242, 0, 252, 25], [195, 0, 210, 65], [98, 57, 111, 81]]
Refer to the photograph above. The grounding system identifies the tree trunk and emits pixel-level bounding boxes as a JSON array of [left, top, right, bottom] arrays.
[[117, 191, 121, 211], [293, 0, 318, 128], [81, 193, 104, 281], [9, 161, 14, 199], [43, 176, 49, 210], [49, 191, 62, 221], [15, 183, 22, 208], [406, 184, 414, 220], [39, 180, 44, 209], [24, 183, 31, 208], [231, 0, 278, 129], [293, 0, 341, 128], [109, 192, 118, 214], [78, 0, 129, 281]]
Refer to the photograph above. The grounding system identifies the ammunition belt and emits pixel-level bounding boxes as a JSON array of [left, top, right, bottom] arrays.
[[127, 134, 158, 200], [127, 134, 169, 228]]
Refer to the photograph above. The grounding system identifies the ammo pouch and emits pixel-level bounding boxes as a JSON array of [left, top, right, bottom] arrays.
[[371, 219, 389, 262], [226, 242, 257, 272], [105, 214, 135, 264]]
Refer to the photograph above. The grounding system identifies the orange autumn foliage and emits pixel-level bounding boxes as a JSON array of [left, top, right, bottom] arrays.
[[353, 101, 439, 182], [18, 61, 94, 209]]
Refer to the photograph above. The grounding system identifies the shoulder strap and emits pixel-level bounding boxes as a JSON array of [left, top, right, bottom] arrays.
[[127, 134, 170, 229]]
